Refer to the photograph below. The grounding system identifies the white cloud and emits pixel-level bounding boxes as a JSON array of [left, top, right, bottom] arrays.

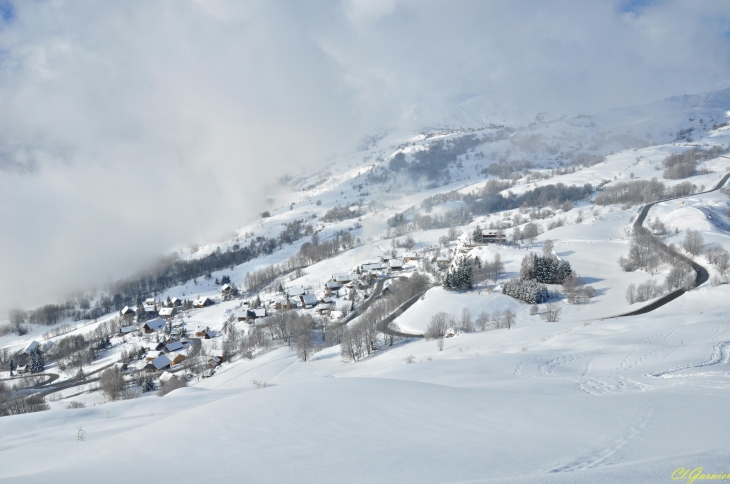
[[0, 0, 729, 311]]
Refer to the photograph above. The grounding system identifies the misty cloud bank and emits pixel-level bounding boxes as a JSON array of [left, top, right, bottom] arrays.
[[0, 0, 729, 311]]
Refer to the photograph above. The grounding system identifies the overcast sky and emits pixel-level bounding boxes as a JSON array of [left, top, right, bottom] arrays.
[[0, 0, 729, 312]]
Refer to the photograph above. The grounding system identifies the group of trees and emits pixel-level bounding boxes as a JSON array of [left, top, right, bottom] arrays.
[[595, 178, 704, 208], [519, 253, 573, 285], [321, 205, 362, 223], [472, 254, 505, 286], [443, 257, 474, 291], [502, 279, 549, 304], [424, 307, 518, 344], [662, 146, 726, 180], [339, 274, 430, 362], [595, 178, 666, 206]]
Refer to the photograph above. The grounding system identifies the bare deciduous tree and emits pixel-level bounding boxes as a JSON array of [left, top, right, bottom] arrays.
[[541, 303, 562, 322], [682, 229, 704, 256], [296, 334, 313, 362], [99, 368, 125, 401], [503, 309, 516, 330], [424, 312, 450, 340], [475, 311, 490, 331]]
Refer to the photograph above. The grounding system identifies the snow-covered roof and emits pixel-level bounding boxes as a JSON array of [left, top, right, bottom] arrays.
[[22, 341, 39, 354], [120, 306, 135, 315], [332, 273, 353, 282], [145, 298, 155, 304], [362, 262, 383, 270], [144, 318, 166, 332], [288, 286, 306, 296], [247, 308, 266, 318], [119, 325, 136, 334], [403, 251, 419, 259], [326, 281, 341, 289], [159, 371, 176, 382], [221, 283, 231, 291], [159, 307, 175, 316], [388, 259, 404, 268], [149, 355, 171, 370], [301, 294, 318, 305], [165, 341, 184, 352]]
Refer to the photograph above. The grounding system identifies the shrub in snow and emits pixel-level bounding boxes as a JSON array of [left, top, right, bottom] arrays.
[[502, 278, 549, 304]]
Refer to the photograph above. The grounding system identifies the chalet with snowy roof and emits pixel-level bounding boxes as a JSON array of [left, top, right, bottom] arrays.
[[320, 296, 334, 305], [207, 356, 221, 368], [167, 352, 185, 366], [145, 354, 171, 372], [403, 251, 419, 262], [357, 280, 371, 291], [170, 297, 182, 307], [143, 318, 166, 333], [195, 328, 215, 339], [16, 365, 27, 375], [388, 259, 404, 271], [193, 296, 214, 308], [300, 294, 318, 308], [332, 273, 353, 284], [159, 307, 176, 320], [326, 281, 341, 291], [120, 306, 135, 322], [246, 308, 266, 321], [360, 262, 383, 272], [159, 371, 176, 383], [163, 341, 184, 354], [145, 350, 162, 361], [22, 341, 39, 354], [317, 303, 333, 314], [481, 230, 506, 244], [145, 298, 156, 306], [436, 256, 450, 269], [118, 325, 136, 336], [287, 286, 306, 297]]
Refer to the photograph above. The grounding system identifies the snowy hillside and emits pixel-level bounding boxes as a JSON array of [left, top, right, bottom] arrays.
[[2, 88, 730, 483]]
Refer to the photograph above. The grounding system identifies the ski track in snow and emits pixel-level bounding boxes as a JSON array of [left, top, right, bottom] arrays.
[[576, 376, 648, 396], [514, 356, 541, 376], [547, 403, 653, 473], [649, 341, 730, 378]]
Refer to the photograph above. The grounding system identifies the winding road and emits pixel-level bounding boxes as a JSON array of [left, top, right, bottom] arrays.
[[606, 171, 730, 318]]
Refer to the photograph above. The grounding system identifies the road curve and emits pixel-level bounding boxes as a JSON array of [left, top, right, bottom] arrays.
[[606, 171, 730, 319]]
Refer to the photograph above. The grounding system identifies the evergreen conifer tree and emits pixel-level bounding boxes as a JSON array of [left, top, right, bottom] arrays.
[[29, 348, 44, 373]]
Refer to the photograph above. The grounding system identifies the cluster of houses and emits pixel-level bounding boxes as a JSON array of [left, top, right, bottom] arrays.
[[272, 282, 350, 315]]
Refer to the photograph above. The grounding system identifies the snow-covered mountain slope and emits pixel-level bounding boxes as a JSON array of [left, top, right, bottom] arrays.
[[2, 88, 730, 483]]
